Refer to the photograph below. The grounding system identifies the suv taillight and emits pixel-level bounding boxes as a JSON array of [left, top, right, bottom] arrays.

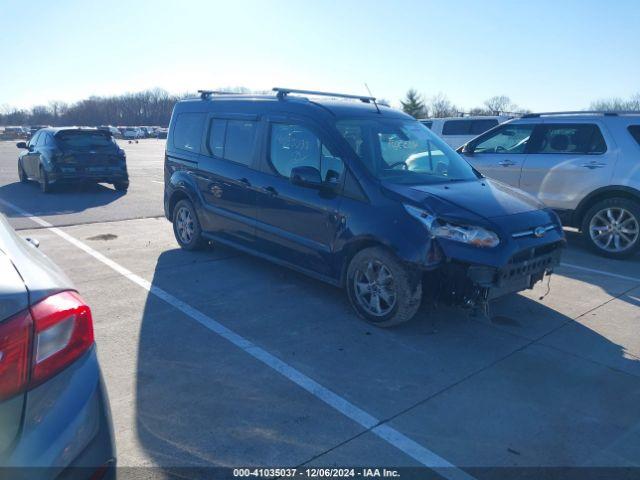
[[0, 291, 94, 401]]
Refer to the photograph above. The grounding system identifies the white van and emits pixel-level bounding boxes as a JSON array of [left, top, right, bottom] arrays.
[[419, 116, 512, 148]]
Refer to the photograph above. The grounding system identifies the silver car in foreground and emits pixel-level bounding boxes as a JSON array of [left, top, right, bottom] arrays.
[[459, 112, 640, 258], [0, 213, 115, 479]]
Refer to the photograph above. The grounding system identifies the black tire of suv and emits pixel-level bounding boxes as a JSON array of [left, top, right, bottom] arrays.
[[172, 199, 207, 250], [18, 161, 28, 183], [113, 181, 129, 192], [346, 247, 422, 327], [581, 197, 640, 259], [39, 167, 51, 194]]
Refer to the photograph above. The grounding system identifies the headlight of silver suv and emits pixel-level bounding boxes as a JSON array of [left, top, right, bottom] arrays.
[[404, 204, 500, 248]]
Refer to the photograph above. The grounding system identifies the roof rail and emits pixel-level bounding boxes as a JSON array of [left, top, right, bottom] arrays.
[[273, 87, 376, 104], [522, 110, 639, 118], [197, 90, 238, 100]]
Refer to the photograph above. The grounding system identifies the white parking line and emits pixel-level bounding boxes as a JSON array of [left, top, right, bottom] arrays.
[[0, 197, 474, 480], [560, 262, 640, 284]]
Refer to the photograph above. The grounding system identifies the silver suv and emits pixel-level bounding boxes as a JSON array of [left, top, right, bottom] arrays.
[[459, 112, 640, 258]]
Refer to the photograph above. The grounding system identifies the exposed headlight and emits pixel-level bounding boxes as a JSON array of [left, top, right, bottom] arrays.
[[404, 204, 500, 248]]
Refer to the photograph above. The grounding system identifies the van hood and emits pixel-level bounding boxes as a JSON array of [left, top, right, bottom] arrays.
[[383, 178, 546, 221]]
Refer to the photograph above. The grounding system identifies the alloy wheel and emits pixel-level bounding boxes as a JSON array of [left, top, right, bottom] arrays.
[[353, 260, 397, 317], [589, 207, 639, 253], [176, 206, 195, 245]]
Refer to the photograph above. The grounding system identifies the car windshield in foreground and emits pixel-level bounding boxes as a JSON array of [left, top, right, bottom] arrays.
[[56, 131, 115, 149], [336, 118, 479, 184]]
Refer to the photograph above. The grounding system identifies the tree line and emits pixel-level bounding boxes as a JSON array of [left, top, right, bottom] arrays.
[[399, 89, 640, 118], [1, 87, 639, 126], [0, 89, 188, 127]]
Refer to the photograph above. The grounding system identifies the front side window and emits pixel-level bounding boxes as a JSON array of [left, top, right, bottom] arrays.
[[420, 121, 433, 130], [336, 118, 477, 184], [269, 123, 344, 181], [173, 113, 205, 153], [473, 124, 534, 154], [531, 124, 606, 154]]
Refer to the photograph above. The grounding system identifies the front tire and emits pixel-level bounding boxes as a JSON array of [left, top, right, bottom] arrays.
[[18, 161, 28, 183], [582, 197, 640, 259], [346, 247, 422, 327], [39, 167, 51, 193], [172, 199, 206, 250]]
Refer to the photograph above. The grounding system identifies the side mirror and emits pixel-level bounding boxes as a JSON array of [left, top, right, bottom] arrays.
[[290, 166, 323, 189], [16, 141, 27, 149], [461, 143, 475, 156]]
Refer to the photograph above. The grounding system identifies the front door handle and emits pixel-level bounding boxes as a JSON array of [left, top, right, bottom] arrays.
[[238, 177, 251, 187], [580, 162, 606, 169], [498, 159, 515, 167], [263, 186, 278, 197]]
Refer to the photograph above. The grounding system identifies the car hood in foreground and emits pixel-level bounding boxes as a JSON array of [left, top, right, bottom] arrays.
[[383, 178, 546, 221]]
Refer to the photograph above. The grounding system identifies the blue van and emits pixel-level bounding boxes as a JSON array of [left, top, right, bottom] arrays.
[[163, 88, 564, 327]]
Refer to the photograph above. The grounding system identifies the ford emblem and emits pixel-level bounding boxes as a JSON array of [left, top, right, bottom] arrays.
[[534, 226, 546, 238]]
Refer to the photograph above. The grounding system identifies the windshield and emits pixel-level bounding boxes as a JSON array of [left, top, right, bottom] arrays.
[[336, 118, 479, 184], [56, 131, 115, 149]]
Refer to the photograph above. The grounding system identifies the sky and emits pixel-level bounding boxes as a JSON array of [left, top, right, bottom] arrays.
[[0, 0, 638, 111]]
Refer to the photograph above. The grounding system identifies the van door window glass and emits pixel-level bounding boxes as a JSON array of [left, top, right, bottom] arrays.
[[173, 113, 205, 153], [207, 119, 226, 158], [629, 125, 640, 146], [269, 124, 343, 181], [420, 121, 433, 130], [531, 124, 607, 154], [474, 124, 534, 154], [223, 120, 257, 166]]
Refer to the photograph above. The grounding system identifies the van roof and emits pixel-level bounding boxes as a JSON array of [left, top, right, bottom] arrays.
[[175, 94, 410, 120]]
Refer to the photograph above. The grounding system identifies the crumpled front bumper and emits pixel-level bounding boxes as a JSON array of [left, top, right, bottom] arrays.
[[427, 241, 563, 306]]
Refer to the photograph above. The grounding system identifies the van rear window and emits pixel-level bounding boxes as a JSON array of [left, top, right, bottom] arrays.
[[629, 125, 640, 146], [173, 113, 205, 153], [442, 119, 499, 136]]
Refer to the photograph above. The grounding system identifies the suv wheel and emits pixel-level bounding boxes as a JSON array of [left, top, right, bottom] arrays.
[[172, 199, 206, 250], [18, 161, 28, 183], [346, 247, 422, 327], [582, 197, 640, 259], [39, 167, 51, 193]]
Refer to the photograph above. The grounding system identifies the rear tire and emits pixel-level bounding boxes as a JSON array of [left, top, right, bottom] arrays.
[[18, 161, 28, 183], [346, 247, 422, 327], [581, 197, 640, 259], [172, 199, 206, 250], [39, 167, 51, 193]]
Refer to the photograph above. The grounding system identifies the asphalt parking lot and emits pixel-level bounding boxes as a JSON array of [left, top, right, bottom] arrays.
[[1, 139, 639, 479]]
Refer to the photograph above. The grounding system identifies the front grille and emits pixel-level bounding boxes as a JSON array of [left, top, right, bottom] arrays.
[[498, 242, 563, 286], [511, 224, 557, 239]]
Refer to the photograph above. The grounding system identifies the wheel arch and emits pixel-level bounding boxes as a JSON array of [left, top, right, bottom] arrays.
[[337, 237, 404, 287], [574, 186, 640, 229]]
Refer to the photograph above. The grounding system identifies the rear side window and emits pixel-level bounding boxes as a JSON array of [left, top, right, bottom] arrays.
[[442, 120, 470, 135], [471, 119, 499, 134], [442, 119, 498, 136], [173, 113, 205, 153], [224, 120, 258, 165], [628, 125, 640, 146], [531, 124, 607, 154]]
